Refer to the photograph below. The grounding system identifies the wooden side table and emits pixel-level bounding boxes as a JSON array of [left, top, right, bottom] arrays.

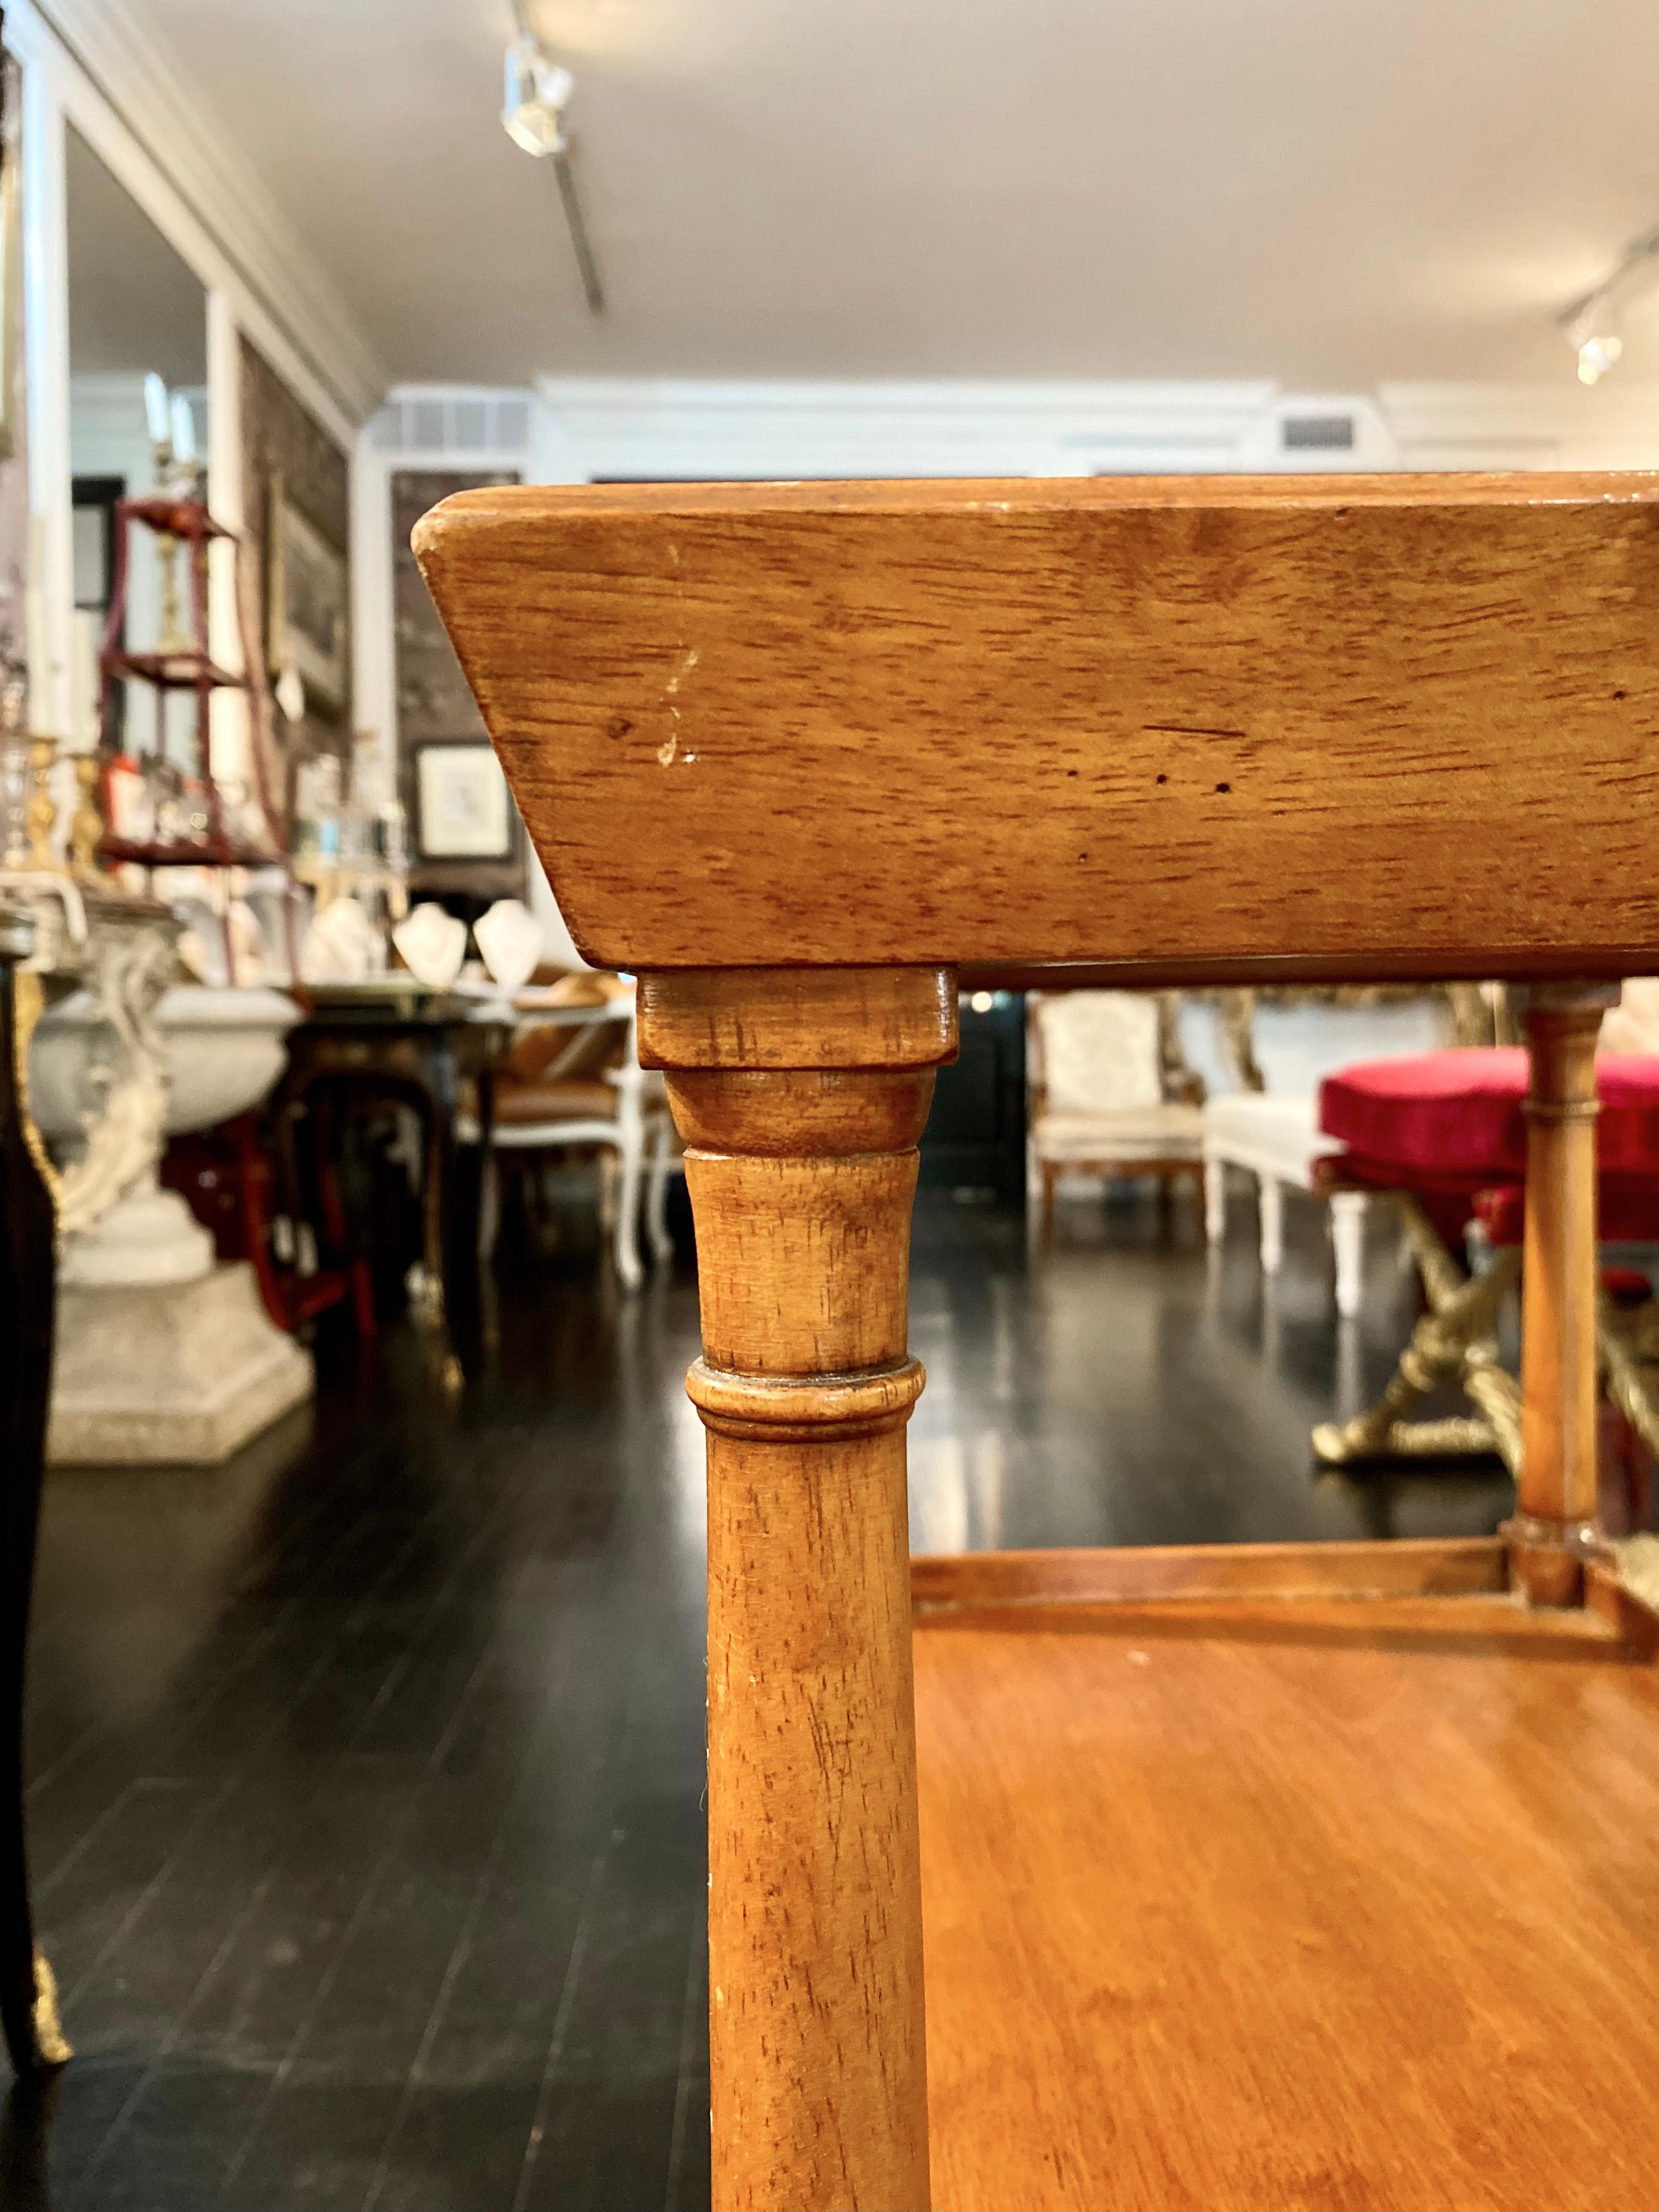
[[420, 472, 1659, 2212]]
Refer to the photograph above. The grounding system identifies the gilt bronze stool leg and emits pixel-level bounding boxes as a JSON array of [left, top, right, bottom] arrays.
[[1312, 1192, 1521, 1469], [0, 909, 69, 2075], [642, 967, 954, 2212]]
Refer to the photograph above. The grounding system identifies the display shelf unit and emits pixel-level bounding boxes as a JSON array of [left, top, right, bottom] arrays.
[[96, 492, 288, 958]]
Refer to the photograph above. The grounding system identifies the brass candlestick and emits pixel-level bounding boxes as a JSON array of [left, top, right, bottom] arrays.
[[25, 738, 60, 873], [69, 754, 105, 882]]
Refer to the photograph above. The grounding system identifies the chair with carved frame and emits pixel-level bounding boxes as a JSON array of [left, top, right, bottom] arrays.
[[473, 993, 680, 1289], [1027, 987, 1204, 1235], [421, 472, 1659, 2212]]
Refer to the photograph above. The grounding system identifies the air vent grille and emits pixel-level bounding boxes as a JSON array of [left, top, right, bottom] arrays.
[[369, 392, 533, 455], [1280, 414, 1356, 452]]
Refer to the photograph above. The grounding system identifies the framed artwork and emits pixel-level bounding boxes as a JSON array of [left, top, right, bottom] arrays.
[[267, 474, 348, 714], [413, 740, 516, 863]]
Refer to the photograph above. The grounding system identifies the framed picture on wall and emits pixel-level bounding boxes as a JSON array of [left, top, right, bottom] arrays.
[[267, 474, 348, 713], [413, 740, 516, 863]]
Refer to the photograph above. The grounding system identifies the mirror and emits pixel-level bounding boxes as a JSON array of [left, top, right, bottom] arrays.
[[65, 123, 208, 766]]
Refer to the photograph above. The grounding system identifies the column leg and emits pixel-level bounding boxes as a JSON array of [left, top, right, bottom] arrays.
[[642, 967, 954, 2212], [1504, 982, 1619, 1606]]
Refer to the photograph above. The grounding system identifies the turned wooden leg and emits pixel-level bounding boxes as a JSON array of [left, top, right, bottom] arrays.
[[1505, 983, 1620, 1605], [641, 967, 955, 2212]]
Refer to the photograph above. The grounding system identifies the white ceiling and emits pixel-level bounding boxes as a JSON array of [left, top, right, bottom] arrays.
[[126, 0, 1659, 390]]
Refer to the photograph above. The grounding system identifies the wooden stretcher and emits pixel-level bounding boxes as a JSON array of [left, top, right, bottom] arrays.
[[419, 472, 1659, 2211]]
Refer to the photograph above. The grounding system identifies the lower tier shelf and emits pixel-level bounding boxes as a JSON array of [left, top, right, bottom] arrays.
[[913, 1556, 1659, 2210]]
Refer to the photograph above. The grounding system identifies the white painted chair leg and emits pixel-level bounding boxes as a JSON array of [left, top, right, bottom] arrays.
[[612, 1076, 645, 1292], [645, 1115, 675, 1264], [597, 1146, 620, 1232], [1258, 1175, 1284, 1275], [1331, 1189, 1367, 1319], [1203, 1154, 1225, 1244]]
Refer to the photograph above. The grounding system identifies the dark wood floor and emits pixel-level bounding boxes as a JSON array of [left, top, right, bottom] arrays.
[[14, 1180, 1542, 2209]]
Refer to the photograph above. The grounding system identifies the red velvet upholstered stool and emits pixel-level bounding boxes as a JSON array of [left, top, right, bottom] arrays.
[[1311, 1048, 1659, 1473]]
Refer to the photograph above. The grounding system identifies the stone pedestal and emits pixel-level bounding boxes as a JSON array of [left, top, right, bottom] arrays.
[[58, 1178, 213, 1287], [47, 1260, 313, 1466], [25, 911, 315, 1468]]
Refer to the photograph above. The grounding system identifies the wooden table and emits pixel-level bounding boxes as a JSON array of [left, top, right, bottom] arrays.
[[420, 471, 1659, 2210], [275, 987, 513, 1348]]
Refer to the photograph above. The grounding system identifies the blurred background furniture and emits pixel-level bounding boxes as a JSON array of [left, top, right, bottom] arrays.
[[1311, 1039, 1659, 1472], [1027, 988, 1203, 1235], [0, 902, 69, 2075], [1202, 984, 1469, 1313], [273, 983, 514, 1348], [473, 981, 680, 1290]]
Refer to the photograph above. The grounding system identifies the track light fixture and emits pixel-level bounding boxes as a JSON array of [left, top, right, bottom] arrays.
[[1559, 225, 1659, 386], [503, 33, 574, 158], [1568, 308, 1621, 388], [503, 6, 605, 314]]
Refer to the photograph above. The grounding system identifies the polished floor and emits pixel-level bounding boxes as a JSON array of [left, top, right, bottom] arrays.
[[17, 1179, 1529, 2209]]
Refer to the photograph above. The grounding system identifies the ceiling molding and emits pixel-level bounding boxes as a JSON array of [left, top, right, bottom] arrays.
[[1379, 380, 1659, 468], [530, 377, 1282, 481], [524, 375, 1659, 482], [28, 0, 391, 425]]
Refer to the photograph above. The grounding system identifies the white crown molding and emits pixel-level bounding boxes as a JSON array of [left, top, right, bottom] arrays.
[[529, 374, 1659, 482], [1379, 379, 1659, 470], [16, 0, 390, 428], [531, 376, 1282, 482]]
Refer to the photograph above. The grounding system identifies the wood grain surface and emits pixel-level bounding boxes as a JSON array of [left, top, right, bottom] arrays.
[[415, 471, 1659, 979], [640, 968, 959, 1070], [915, 1596, 1659, 2211], [911, 1534, 1508, 1611]]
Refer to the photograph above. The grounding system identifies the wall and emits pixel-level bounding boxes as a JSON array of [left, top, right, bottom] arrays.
[[239, 334, 351, 809], [0, 53, 29, 683], [5, 0, 383, 756], [66, 372, 155, 749]]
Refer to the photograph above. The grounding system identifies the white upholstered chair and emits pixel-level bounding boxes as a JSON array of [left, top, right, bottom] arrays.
[[1027, 991, 1204, 1236], [1201, 991, 1446, 1315]]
